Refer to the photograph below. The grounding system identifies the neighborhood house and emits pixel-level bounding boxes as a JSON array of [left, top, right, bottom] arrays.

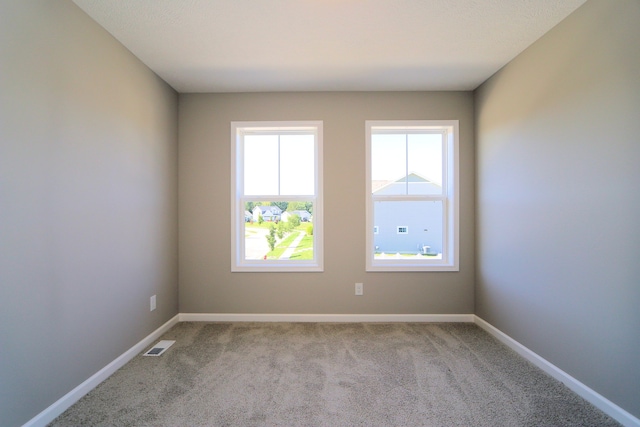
[[282, 210, 312, 222], [373, 173, 443, 255], [251, 205, 282, 222]]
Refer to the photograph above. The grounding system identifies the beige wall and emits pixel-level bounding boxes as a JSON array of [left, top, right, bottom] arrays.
[[0, 2, 178, 425], [475, 0, 640, 418], [179, 92, 474, 314], [14, 0, 640, 423]]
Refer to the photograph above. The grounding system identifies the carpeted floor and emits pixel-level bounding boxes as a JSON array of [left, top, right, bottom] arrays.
[[50, 322, 620, 426]]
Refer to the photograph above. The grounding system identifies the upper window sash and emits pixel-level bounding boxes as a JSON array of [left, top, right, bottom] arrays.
[[238, 128, 318, 198], [370, 127, 450, 200], [365, 120, 459, 272]]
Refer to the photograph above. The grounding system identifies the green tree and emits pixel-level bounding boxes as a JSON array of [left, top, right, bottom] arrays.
[[289, 214, 301, 228], [286, 201, 304, 212], [277, 221, 286, 239], [266, 224, 276, 251], [258, 212, 264, 225], [273, 201, 288, 212], [245, 201, 255, 213], [286, 201, 313, 215]]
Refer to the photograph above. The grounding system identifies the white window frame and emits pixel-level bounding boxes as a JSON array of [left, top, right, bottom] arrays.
[[231, 121, 323, 272], [365, 120, 459, 272]]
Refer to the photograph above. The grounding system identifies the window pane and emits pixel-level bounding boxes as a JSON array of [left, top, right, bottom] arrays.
[[280, 134, 315, 196], [407, 133, 443, 195], [371, 133, 406, 194], [373, 200, 443, 259], [233, 121, 323, 272], [244, 135, 278, 195], [243, 201, 314, 261]]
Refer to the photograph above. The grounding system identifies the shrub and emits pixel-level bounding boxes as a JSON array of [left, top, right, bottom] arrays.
[[289, 214, 301, 228], [266, 224, 276, 251], [306, 224, 313, 236]]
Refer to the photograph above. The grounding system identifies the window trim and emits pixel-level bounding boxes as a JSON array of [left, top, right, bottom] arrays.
[[231, 121, 323, 272], [365, 120, 459, 272]]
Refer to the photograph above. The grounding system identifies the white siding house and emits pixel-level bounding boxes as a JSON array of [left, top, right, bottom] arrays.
[[252, 205, 282, 222], [282, 210, 312, 222], [373, 173, 443, 255]]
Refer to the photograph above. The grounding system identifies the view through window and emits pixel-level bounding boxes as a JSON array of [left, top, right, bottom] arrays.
[[366, 121, 459, 271], [231, 122, 323, 272]]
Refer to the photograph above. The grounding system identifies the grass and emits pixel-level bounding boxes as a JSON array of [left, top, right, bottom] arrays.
[[245, 221, 277, 230], [246, 221, 308, 232], [244, 228, 259, 237], [288, 235, 314, 260], [375, 252, 438, 257], [247, 221, 313, 260], [265, 231, 300, 259]]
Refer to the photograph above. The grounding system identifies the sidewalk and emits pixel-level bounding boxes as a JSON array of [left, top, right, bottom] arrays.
[[279, 232, 305, 260]]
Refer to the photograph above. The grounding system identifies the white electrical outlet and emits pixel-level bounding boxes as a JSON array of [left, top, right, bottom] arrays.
[[150, 295, 156, 311], [355, 283, 363, 296]]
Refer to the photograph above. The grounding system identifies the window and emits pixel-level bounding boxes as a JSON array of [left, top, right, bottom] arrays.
[[231, 121, 323, 272], [366, 120, 459, 271]]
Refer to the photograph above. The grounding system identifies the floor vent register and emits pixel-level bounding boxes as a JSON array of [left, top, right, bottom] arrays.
[[143, 340, 175, 356]]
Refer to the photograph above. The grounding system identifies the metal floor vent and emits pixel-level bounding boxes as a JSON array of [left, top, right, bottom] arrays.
[[143, 340, 175, 356]]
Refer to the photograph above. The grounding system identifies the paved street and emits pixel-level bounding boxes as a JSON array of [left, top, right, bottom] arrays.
[[244, 228, 270, 259]]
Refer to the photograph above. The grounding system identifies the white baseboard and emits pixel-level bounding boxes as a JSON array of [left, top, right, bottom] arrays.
[[474, 316, 640, 427], [23, 315, 180, 427], [179, 313, 475, 323], [25, 313, 638, 427], [22, 312, 470, 426]]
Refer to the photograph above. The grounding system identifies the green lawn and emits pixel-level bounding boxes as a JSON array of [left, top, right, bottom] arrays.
[[247, 221, 313, 260], [245, 221, 277, 230], [374, 252, 440, 258], [265, 231, 300, 259], [246, 221, 308, 232], [288, 235, 314, 260]]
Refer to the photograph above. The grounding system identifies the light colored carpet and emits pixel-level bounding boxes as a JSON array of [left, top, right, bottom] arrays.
[[50, 322, 620, 426]]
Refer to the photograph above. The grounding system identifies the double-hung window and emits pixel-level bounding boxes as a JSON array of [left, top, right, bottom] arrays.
[[366, 120, 459, 271], [231, 121, 323, 272]]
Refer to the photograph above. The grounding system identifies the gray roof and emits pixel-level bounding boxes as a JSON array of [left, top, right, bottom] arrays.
[[253, 205, 282, 214]]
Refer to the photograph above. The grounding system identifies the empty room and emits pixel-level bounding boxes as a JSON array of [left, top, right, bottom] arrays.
[[1, 0, 638, 426]]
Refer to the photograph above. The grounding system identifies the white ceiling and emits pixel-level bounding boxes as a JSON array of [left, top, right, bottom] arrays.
[[72, 0, 587, 93]]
